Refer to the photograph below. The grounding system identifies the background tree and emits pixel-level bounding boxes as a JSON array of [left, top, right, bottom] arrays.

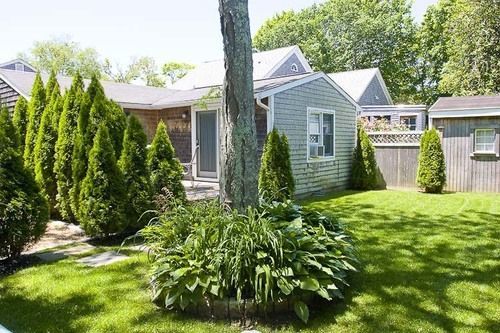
[[258, 129, 295, 201], [54, 73, 84, 222], [162, 62, 194, 85], [34, 89, 62, 214], [23, 73, 46, 171], [439, 0, 500, 96], [147, 121, 186, 202], [12, 96, 29, 155], [218, 0, 259, 211], [0, 107, 49, 259], [253, 0, 418, 103], [416, 129, 446, 193], [352, 124, 378, 190], [78, 125, 126, 236], [118, 115, 152, 229]]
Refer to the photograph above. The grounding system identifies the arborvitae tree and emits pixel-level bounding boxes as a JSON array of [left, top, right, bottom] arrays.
[[118, 115, 152, 229], [86, 73, 105, 102], [23, 73, 46, 170], [34, 88, 62, 215], [258, 129, 295, 201], [78, 125, 126, 236], [71, 89, 106, 216], [12, 96, 29, 155], [107, 100, 127, 157], [54, 72, 84, 222], [416, 128, 446, 193], [147, 121, 186, 201], [45, 70, 59, 104], [352, 124, 378, 190], [0, 107, 49, 258]]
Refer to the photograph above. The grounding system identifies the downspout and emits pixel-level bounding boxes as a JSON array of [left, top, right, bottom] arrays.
[[256, 94, 272, 132]]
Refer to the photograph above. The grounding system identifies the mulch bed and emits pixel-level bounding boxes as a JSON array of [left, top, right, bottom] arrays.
[[0, 255, 41, 277]]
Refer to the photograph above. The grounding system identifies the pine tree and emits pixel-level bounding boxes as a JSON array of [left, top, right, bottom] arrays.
[[45, 70, 59, 105], [258, 129, 295, 201], [147, 121, 186, 201], [34, 87, 62, 215], [0, 106, 49, 258], [118, 115, 152, 229], [78, 125, 126, 236], [54, 72, 84, 221], [351, 124, 378, 190], [23, 73, 46, 170], [12, 96, 29, 155], [107, 100, 127, 157], [416, 128, 446, 193], [86, 73, 105, 102]]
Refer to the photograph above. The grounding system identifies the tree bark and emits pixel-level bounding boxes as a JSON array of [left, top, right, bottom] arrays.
[[218, 0, 258, 211]]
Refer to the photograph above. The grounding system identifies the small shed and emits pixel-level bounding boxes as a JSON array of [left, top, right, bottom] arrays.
[[429, 95, 500, 192]]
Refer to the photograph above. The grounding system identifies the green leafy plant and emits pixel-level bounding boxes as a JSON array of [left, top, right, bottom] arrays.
[[0, 106, 49, 258], [139, 199, 357, 324], [416, 128, 446, 193], [352, 123, 378, 190], [259, 129, 295, 202]]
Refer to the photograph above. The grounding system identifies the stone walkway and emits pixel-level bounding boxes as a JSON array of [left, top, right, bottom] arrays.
[[183, 180, 219, 201], [25, 220, 88, 255]]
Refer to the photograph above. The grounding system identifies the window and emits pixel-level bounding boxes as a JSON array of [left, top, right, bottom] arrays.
[[308, 108, 335, 159], [401, 116, 417, 131], [290, 63, 299, 72], [14, 63, 25, 71], [475, 129, 496, 153]]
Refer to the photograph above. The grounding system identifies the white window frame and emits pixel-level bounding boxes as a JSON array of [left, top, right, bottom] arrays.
[[307, 107, 335, 162], [400, 115, 417, 131], [15, 63, 25, 71], [474, 128, 496, 154], [290, 63, 299, 72]]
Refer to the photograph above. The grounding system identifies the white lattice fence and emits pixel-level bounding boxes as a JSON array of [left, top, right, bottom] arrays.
[[367, 131, 423, 146]]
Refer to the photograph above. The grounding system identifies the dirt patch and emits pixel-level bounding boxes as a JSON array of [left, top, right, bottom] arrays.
[[24, 220, 89, 254]]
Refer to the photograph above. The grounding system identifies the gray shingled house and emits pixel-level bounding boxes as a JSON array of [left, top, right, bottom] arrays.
[[0, 46, 359, 196], [330, 68, 427, 131], [429, 95, 500, 192]]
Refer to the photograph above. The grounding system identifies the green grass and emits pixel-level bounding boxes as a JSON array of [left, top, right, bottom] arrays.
[[1, 190, 499, 332]]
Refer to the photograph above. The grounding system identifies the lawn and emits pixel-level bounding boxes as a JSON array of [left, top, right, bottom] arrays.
[[1, 190, 499, 332]]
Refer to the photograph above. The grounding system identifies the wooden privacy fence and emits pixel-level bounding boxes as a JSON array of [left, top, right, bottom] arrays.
[[368, 131, 422, 189]]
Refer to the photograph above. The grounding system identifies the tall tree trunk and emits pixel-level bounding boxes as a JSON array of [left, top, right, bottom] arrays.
[[218, 0, 258, 211]]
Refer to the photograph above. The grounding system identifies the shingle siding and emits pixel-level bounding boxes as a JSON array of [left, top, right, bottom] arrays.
[[273, 77, 357, 196], [359, 76, 390, 105], [270, 54, 308, 77], [0, 78, 21, 112]]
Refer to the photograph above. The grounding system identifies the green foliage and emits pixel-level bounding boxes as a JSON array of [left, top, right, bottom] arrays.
[[140, 200, 357, 324], [106, 100, 127, 157], [86, 73, 105, 102], [147, 121, 186, 202], [118, 115, 152, 230], [162, 62, 194, 84], [54, 72, 84, 222], [12, 96, 29, 155], [416, 129, 446, 193], [78, 125, 126, 236], [253, 0, 418, 103], [34, 88, 62, 214], [258, 129, 295, 201], [23, 73, 45, 171], [44, 70, 60, 105], [20, 37, 103, 78], [352, 124, 378, 190], [438, 0, 500, 96], [0, 107, 49, 258]]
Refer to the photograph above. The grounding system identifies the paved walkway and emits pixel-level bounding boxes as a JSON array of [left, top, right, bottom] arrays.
[[183, 180, 219, 201], [25, 220, 88, 255]]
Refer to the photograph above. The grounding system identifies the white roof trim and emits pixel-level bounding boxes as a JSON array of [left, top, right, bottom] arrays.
[[257, 72, 361, 111], [0, 71, 30, 99], [429, 108, 500, 119], [264, 46, 313, 78], [0, 59, 36, 72]]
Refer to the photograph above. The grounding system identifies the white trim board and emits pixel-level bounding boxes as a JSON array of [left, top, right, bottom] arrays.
[[429, 108, 500, 119]]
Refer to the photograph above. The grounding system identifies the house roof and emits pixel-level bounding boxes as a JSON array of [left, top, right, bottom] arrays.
[[429, 95, 500, 112], [328, 68, 393, 105], [171, 46, 312, 90], [0, 58, 36, 71], [0, 68, 178, 107]]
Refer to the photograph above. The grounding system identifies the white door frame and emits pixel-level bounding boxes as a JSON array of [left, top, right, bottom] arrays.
[[191, 103, 221, 182]]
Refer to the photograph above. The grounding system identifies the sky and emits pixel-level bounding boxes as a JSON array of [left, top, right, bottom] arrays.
[[0, 0, 438, 67]]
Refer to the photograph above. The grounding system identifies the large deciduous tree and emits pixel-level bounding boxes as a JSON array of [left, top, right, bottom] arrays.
[[253, 0, 418, 103], [218, 0, 259, 211]]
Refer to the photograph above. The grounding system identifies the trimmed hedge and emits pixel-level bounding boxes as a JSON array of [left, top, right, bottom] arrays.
[[416, 128, 446, 193], [351, 124, 378, 190]]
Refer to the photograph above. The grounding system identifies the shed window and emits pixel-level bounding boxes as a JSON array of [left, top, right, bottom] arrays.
[[474, 129, 496, 153], [401, 116, 417, 131], [15, 63, 25, 71], [307, 108, 335, 159]]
